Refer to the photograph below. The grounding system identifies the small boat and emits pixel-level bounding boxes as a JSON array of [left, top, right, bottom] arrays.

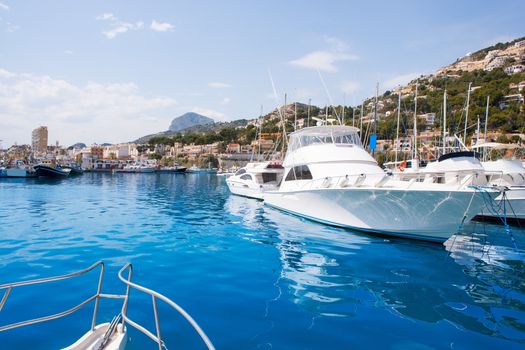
[[157, 164, 187, 173], [116, 163, 156, 173], [34, 160, 71, 178], [226, 161, 285, 200], [62, 163, 84, 176], [0, 261, 215, 350], [0, 160, 37, 178]]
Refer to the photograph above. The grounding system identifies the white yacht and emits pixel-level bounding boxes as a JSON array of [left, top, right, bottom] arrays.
[[116, 163, 156, 173], [398, 151, 488, 187], [226, 161, 285, 200], [263, 126, 499, 243], [481, 158, 525, 221]]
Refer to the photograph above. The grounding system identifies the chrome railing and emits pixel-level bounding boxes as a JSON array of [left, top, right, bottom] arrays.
[[0, 262, 215, 350], [118, 263, 215, 350], [0, 261, 108, 332], [296, 172, 390, 191]]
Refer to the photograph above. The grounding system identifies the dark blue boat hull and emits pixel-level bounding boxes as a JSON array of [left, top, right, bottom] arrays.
[[34, 165, 70, 178]]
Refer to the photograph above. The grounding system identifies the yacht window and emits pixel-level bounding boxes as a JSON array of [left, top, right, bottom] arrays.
[[262, 173, 277, 183], [240, 174, 252, 181], [235, 168, 246, 175], [285, 165, 313, 181]]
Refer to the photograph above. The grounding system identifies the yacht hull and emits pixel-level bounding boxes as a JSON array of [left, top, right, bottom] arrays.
[[476, 186, 525, 222], [226, 179, 264, 200], [264, 187, 493, 243], [504, 188, 525, 220]]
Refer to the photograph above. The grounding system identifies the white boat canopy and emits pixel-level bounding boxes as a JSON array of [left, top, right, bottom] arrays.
[[471, 142, 520, 150], [287, 126, 362, 154]]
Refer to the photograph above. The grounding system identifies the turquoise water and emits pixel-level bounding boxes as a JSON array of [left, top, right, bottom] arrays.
[[0, 173, 524, 349]]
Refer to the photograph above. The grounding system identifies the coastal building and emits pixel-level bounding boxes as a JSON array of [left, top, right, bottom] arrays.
[[227, 143, 241, 153], [31, 126, 48, 154], [509, 81, 525, 91], [419, 113, 436, 126], [251, 139, 275, 153], [103, 145, 119, 159], [119, 144, 138, 158], [485, 56, 509, 71], [499, 94, 524, 109], [240, 145, 252, 154], [505, 64, 525, 74], [202, 142, 220, 155], [514, 40, 525, 48], [394, 137, 412, 152]]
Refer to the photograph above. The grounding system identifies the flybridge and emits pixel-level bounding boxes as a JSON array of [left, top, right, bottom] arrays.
[[287, 126, 362, 154]]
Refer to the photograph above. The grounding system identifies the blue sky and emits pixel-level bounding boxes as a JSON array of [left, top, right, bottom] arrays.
[[0, 0, 524, 146]]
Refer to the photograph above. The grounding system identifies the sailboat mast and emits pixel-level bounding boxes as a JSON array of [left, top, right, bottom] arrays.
[[360, 102, 364, 138], [307, 98, 311, 127], [258, 105, 263, 159], [294, 102, 297, 131], [443, 89, 447, 155], [413, 82, 418, 161], [342, 93, 346, 124], [484, 95, 490, 161], [373, 83, 378, 136], [476, 116, 480, 147], [463, 82, 472, 147], [395, 85, 401, 164], [372, 83, 378, 157]]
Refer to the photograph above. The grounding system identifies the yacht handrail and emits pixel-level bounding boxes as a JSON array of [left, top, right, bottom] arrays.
[[0, 261, 109, 332], [118, 263, 215, 350], [293, 169, 498, 191], [295, 172, 390, 191]]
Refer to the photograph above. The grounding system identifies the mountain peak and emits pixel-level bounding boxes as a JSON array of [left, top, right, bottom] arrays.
[[169, 112, 215, 132]]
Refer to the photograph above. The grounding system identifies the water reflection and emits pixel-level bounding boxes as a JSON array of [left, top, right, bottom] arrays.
[[224, 195, 525, 343]]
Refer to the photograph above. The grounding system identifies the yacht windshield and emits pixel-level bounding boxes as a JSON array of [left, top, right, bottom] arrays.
[[287, 127, 362, 154]]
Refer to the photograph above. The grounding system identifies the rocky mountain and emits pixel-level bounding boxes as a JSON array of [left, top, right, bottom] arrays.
[[133, 112, 216, 143], [67, 142, 87, 150], [169, 112, 214, 132], [436, 36, 525, 75]]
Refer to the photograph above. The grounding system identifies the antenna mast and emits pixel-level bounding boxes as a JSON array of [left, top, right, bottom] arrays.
[[443, 89, 447, 155], [395, 85, 401, 164], [413, 82, 418, 161]]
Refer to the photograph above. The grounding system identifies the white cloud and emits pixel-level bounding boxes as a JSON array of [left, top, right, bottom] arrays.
[[150, 20, 174, 32], [96, 13, 116, 21], [0, 2, 9, 11], [340, 80, 360, 95], [208, 82, 232, 88], [190, 107, 226, 121], [96, 13, 144, 39], [383, 73, 421, 90], [64, 50, 74, 55], [5, 21, 19, 32], [289, 37, 358, 73], [290, 51, 357, 72], [220, 97, 231, 105], [0, 68, 177, 145]]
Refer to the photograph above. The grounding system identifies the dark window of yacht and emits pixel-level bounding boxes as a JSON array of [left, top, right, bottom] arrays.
[[235, 168, 246, 175], [285, 165, 313, 181], [240, 174, 252, 181], [262, 172, 277, 183]]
